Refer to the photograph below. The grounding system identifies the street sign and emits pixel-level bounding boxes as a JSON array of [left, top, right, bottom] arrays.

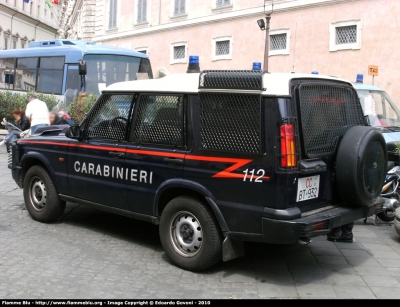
[[368, 65, 378, 76]]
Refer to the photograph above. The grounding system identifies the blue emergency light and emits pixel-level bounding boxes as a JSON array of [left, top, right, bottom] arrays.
[[356, 74, 363, 83], [187, 55, 200, 73], [252, 62, 262, 70], [311, 71, 319, 75]]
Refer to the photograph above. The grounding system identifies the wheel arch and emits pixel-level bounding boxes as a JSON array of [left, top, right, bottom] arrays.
[[154, 179, 229, 232], [20, 152, 59, 192]]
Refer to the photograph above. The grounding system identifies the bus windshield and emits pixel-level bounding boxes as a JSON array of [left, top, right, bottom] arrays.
[[357, 89, 400, 128], [84, 54, 153, 95]]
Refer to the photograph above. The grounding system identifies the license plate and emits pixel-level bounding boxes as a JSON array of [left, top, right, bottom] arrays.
[[296, 175, 320, 202]]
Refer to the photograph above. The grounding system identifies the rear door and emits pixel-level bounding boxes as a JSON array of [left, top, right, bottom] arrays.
[[67, 94, 134, 209], [124, 93, 187, 215]]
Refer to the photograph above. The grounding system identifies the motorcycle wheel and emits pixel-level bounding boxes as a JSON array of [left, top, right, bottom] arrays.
[[377, 192, 399, 222]]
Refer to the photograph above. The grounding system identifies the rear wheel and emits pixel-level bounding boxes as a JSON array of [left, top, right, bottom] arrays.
[[159, 196, 222, 271], [23, 165, 66, 222]]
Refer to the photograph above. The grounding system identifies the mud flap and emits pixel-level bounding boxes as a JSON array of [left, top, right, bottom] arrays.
[[222, 236, 245, 262]]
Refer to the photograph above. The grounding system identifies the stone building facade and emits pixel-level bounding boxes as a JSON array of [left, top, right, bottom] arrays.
[[64, 0, 400, 103], [0, 0, 63, 50]]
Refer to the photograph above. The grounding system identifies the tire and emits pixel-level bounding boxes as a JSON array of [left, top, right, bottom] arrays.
[[23, 165, 66, 222], [336, 126, 387, 207], [159, 196, 222, 271]]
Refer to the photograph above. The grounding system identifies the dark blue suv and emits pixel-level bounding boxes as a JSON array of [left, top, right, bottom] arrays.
[[9, 71, 388, 271]]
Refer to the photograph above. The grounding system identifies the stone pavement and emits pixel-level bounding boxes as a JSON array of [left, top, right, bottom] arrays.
[[1, 146, 400, 299]]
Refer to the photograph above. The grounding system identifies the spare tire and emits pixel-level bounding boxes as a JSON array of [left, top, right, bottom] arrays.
[[336, 126, 387, 207]]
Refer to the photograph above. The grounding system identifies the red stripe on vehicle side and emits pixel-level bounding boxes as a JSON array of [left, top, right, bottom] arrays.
[[17, 140, 270, 179]]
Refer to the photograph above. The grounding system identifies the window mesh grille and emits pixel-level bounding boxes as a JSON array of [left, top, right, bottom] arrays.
[[132, 95, 184, 146], [270, 33, 287, 50], [174, 45, 185, 60], [199, 93, 261, 154], [336, 25, 357, 45], [85, 94, 132, 140], [216, 40, 230, 56], [298, 84, 364, 158]]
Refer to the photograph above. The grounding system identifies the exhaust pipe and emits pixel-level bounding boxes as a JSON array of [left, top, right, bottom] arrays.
[[382, 198, 400, 211], [298, 237, 312, 245]]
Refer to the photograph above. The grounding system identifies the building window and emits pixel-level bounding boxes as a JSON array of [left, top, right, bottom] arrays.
[[21, 43, 25, 49], [173, 0, 186, 16], [269, 28, 290, 56], [336, 26, 356, 45], [216, 0, 231, 7], [135, 47, 148, 54], [37, 5, 40, 18], [170, 42, 187, 64], [30, 2, 33, 14], [212, 36, 232, 61], [109, 0, 118, 29], [51, 13, 53, 20], [44, 8, 47, 18], [4, 38, 8, 50], [137, 0, 148, 24], [330, 19, 362, 51], [12, 41, 16, 49]]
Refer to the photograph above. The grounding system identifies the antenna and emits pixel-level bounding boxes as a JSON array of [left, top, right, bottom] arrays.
[[291, 22, 297, 73]]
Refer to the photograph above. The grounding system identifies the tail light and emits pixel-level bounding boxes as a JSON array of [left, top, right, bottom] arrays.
[[280, 124, 296, 167]]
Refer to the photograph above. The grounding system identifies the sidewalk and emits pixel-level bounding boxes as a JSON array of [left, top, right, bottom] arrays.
[[0, 129, 6, 140]]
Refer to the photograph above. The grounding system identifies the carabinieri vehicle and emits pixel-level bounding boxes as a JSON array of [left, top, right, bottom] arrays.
[[9, 70, 388, 271]]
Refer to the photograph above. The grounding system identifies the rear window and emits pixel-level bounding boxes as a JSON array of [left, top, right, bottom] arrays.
[[297, 83, 364, 158]]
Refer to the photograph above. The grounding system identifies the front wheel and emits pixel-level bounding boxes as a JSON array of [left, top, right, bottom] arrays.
[[23, 165, 66, 222], [159, 196, 222, 271]]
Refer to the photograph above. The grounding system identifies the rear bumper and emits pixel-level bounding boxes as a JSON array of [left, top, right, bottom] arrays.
[[262, 202, 380, 244]]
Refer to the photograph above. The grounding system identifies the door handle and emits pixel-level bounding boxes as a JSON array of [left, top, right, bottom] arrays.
[[164, 158, 184, 165], [109, 151, 125, 158]]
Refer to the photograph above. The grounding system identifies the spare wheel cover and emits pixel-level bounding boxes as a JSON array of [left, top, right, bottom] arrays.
[[336, 126, 387, 207]]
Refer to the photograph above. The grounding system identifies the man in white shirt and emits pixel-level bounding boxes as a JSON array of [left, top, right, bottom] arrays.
[[25, 94, 50, 134]]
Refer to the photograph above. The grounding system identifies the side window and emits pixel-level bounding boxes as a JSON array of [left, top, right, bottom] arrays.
[[131, 94, 184, 147], [37, 57, 65, 94], [15, 57, 38, 91], [85, 94, 134, 140]]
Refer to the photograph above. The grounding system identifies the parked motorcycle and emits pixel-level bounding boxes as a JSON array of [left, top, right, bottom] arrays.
[[379, 165, 400, 222]]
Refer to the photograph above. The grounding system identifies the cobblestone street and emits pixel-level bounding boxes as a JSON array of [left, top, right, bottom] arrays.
[[1, 146, 400, 299]]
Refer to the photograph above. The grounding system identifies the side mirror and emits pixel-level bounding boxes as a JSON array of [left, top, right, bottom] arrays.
[[78, 60, 87, 76], [65, 124, 83, 140]]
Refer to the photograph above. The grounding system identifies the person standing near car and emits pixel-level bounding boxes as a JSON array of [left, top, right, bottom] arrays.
[[25, 94, 50, 134]]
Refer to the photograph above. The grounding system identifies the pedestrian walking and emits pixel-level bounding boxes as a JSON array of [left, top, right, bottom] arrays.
[[25, 93, 50, 134]]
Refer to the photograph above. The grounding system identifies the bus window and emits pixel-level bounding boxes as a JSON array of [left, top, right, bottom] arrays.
[[15, 57, 37, 92], [0, 58, 16, 89], [84, 54, 152, 95], [37, 57, 64, 94], [66, 64, 81, 93]]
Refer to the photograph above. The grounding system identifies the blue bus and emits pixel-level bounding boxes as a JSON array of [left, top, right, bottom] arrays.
[[0, 39, 153, 103]]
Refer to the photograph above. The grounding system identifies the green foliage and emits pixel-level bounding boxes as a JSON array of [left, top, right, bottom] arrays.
[[68, 94, 97, 124], [0, 91, 57, 123], [394, 142, 400, 160]]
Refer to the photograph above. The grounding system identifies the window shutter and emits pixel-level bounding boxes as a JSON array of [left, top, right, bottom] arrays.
[[142, 0, 147, 22], [138, 0, 147, 23], [216, 0, 222, 7], [180, 0, 185, 14], [109, 0, 117, 28], [174, 0, 179, 15]]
